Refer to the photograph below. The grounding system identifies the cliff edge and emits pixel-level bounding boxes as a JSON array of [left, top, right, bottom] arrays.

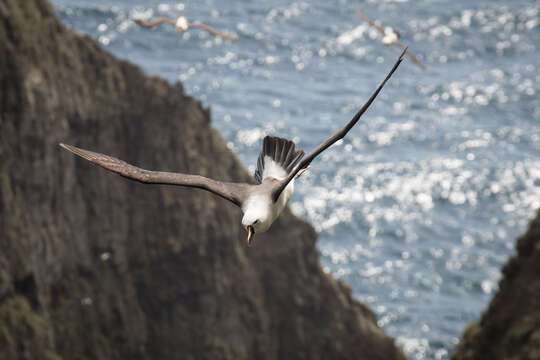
[[0, 0, 404, 359], [452, 209, 540, 360]]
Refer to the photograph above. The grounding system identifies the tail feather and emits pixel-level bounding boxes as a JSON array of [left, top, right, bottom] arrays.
[[254, 136, 304, 184], [282, 143, 294, 167], [287, 151, 304, 173]]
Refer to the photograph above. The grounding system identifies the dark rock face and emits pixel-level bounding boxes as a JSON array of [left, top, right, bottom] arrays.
[[452, 209, 540, 360], [0, 0, 405, 359]]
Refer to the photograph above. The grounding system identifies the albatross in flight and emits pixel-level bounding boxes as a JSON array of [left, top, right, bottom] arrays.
[[133, 15, 238, 41], [60, 49, 405, 246], [357, 12, 425, 70]]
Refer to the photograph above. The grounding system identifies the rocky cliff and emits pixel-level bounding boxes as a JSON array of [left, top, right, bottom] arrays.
[[0, 0, 405, 359], [452, 209, 540, 360]]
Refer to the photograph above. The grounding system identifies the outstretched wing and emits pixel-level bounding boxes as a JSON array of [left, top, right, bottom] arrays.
[[357, 11, 386, 35], [393, 42, 425, 70], [133, 18, 176, 28], [60, 143, 248, 207], [271, 48, 406, 202], [189, 23, 238, 41]]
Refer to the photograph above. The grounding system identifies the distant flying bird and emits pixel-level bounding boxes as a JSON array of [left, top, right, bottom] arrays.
[[133, 15, 238, 41], [357, 11, 425, 70], [60, 50, 405, 246]]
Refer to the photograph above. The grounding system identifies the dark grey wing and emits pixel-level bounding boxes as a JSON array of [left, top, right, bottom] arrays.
[[189, 23, 238, 41], [60, 143, 248, 207], [393, 42, 425, 70], [271, 48, 406, 202], [133, 18, 176, 28], [254, 136, 305, 184]]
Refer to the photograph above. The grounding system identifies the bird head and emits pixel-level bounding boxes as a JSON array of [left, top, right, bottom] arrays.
[[241, 200, 272, 246], [242, 218, 264, 247]]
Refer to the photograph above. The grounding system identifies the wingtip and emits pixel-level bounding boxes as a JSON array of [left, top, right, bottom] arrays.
[[400, 46, 408, 60], [59, 143, 85, 158], [59, 142, 73, 152]]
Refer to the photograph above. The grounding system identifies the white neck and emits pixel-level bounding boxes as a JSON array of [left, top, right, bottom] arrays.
[[241, 180, 295, 234]]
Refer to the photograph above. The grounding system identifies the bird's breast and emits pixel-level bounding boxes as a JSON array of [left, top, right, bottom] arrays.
[[272, 180, 294, 219], [175, 17, 189, 31]]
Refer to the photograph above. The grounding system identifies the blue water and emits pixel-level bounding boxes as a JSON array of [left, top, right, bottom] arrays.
[[51, 0, 540, 358]]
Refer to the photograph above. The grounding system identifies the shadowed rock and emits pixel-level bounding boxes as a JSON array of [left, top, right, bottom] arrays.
[[452, 209, 540, 360], [0, 0, 405, 359]]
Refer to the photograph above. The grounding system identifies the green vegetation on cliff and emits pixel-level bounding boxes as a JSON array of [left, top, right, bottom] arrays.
[[452, 210, 540, 360]]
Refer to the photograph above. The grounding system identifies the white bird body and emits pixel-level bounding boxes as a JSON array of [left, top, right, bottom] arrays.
[[242, 156, 295, 234], [175, 16, 189, 32], [382, 27, 399, 45]]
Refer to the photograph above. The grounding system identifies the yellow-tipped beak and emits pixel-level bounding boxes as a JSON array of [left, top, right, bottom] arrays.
[[247, 226, 254, 247]]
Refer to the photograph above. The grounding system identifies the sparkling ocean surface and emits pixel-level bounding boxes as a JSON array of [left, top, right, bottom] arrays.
[[50, 0, 540, 358]]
